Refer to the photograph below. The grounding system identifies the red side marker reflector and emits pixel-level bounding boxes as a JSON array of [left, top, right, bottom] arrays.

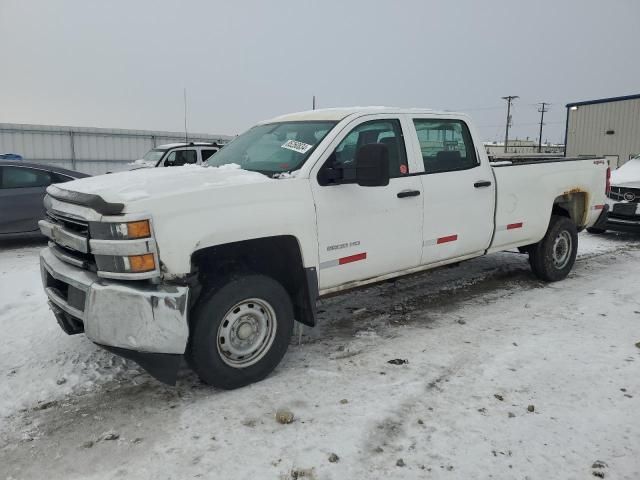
[[437, 234, 458, 244], [507, 222, 523, 230], [594, 204, 605, 210], [339, 252, 367, 265]]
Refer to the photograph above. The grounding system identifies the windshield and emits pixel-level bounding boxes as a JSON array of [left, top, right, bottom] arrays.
[[207, 121, 337, 175], [143, 149, 167, 163]]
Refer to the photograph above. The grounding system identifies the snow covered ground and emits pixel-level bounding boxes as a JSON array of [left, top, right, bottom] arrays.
[[1, 232, 639, 480]]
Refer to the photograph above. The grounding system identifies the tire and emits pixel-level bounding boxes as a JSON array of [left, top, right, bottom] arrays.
[[188, 273, 294, 389], [528, 215, 578, 282], [586, 227, 606, 234]]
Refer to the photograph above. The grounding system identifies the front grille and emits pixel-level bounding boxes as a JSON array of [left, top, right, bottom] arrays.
[[608, 186, 640, 203], [46, 210, 90, 235], [45, 209, 96, 270]]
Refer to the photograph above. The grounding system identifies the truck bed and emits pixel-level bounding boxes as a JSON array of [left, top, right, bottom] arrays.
[[487, 155, 607, 254]]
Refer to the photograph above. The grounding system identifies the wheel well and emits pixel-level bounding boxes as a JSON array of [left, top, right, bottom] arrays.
[[191, 236, 317, 327], [553, 191, 587, 229]]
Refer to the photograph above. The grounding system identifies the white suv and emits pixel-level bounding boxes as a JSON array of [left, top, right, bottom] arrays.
[[133, 142, 224, 168]]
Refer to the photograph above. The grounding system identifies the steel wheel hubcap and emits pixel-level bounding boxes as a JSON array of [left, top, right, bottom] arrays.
[[217, 298, 277, 368], [552, 231, 572, 269]]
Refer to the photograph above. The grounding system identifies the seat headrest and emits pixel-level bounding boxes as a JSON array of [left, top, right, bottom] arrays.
[[435, 150, 461, 162]]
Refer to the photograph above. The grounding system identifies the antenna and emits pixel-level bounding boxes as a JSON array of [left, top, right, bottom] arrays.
[[312, 95, 316, 110], [183, 88, 188, 143]]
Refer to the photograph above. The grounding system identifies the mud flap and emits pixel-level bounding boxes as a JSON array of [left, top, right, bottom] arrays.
[[592, 204, 610, 230], [97, 344, 182, 385]]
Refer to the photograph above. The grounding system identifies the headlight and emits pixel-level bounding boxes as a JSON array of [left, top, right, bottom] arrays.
[[90, 220, 151, 240], [95, 253, 156, 274]]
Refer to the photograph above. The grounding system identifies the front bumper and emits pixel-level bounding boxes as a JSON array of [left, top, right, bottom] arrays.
[[607, 215, 640, 232], [606, 201, 640, 233], [40, 247, 189, 382]]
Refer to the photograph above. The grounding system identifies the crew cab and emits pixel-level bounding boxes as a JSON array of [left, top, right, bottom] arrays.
[[130, 142, 224, 169], [38, 107, 609, 388]]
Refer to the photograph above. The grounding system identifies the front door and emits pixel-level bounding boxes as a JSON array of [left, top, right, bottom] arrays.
[[311, 116, 424, 291], [161, 149, 197, 167], [407, 117, 495, 264]]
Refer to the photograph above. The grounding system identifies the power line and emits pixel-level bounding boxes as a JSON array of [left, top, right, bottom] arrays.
[[501, 96, 519, 153], [537, 102, 550, 152]]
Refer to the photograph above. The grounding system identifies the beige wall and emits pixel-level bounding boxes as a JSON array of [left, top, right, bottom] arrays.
[[565, 97, 640, 169]]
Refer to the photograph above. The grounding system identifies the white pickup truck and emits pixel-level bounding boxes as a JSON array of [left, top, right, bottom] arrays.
[[38, 107, 610, 388]]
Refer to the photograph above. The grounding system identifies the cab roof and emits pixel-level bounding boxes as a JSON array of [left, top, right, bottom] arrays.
[[261, 107, 462, 124]]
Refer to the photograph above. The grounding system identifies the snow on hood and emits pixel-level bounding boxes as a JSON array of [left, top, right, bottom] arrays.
[[56, 164, 271, 203], [611, 158, 640, 188]]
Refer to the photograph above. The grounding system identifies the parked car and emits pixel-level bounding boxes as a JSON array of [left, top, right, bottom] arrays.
[[0, 161, 88, 237], [0, 153, 23, 161], [128, 142, 224, 169], [588, 155, 640, 233], [37, 107, 609, 388]]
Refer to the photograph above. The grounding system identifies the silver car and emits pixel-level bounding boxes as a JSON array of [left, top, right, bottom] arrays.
[[0, 161, 88, 236]]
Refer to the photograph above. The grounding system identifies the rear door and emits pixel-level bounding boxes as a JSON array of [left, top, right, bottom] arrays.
[[0, 165, 53, 234], [406, 117, 495, 264], [311, 115, 424, 290]]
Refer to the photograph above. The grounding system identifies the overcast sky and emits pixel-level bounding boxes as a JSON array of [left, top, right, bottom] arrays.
[[1, 0, 638, 143]]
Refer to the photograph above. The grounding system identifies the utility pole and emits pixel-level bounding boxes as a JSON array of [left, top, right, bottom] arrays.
[[312, 95, 316, 110], [183, 88, 188, 143], [537, 102, 550, 153], [501, 95, 519, 153]]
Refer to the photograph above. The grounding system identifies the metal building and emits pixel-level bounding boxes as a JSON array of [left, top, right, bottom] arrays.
[[0, 123, 233, 175], [565, 94, 640, 169]]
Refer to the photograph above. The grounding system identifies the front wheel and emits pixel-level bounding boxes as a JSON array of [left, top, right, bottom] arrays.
[[187, 274, 294, 389], [529, 215, 578, 282]]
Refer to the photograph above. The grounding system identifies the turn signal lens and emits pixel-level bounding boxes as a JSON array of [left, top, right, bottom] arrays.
[[126, 220, 151, 239], [128, 253, 156, 272]]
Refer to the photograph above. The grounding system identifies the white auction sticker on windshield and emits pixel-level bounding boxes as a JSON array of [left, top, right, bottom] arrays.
[[281, 139, 313, 154]]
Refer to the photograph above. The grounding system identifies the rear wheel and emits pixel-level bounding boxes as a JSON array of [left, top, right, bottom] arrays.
[[188, 274, 294, 389], [529, 215, 578, 282]]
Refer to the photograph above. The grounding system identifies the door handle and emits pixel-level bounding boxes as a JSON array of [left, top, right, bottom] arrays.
[[474, 180, 492, 188], [397, 190, 421, 198]]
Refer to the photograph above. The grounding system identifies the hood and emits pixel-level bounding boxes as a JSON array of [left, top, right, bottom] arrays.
[[611, 158, 640, 188], [56, 164, 272, 205]]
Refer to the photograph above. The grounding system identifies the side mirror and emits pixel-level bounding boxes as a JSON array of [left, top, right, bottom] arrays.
[[355, 143, 390, 187]]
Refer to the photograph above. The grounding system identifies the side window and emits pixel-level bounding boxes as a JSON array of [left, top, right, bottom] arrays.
[[412, 119, 478, 173], [0, 166, 52, 188], [330, 119, 408, 178], [51, 172, 74, 183], [201, 149, 218, 162], [165, 149, 197, 166]]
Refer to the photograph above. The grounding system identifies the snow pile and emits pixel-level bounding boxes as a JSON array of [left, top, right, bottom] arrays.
[[273, 170, 301, 179], [127, 159, 155, 168]]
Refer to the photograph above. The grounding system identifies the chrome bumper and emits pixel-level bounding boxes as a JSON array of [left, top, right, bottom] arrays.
[[40, 247, 189, 354]]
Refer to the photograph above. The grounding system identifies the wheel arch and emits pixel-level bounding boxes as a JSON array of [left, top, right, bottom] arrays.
[[191, 235, 318, 327], [552, 191, 588, 230]]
